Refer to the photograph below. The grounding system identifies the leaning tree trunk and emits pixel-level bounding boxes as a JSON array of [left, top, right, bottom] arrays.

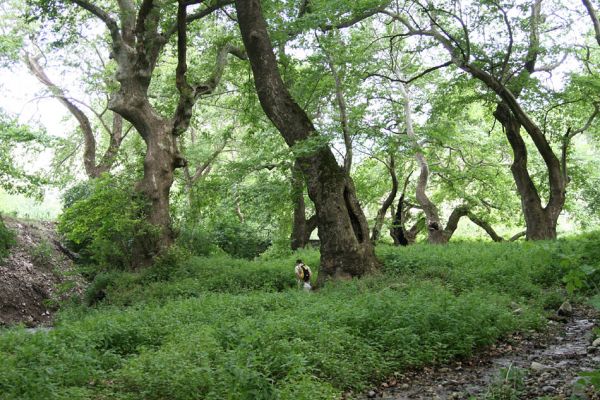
[[494, 102, 561, 240], [371, 155, 398, 242], [399, 83, 447, 244], [235, 0, 379, 283]]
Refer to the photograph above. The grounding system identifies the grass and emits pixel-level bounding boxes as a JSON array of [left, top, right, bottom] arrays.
[[0, 235, 597, 400]]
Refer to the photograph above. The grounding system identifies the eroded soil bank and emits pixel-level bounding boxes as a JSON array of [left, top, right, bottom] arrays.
[[0, 216, 83, 327]]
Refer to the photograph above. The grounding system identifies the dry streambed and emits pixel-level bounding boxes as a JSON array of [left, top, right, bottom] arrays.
[[360, 308, 599, 400]]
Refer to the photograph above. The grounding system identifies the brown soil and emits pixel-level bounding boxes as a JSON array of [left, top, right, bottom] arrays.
[[359, 307, 599, 400], [0, 216, 84, 327]]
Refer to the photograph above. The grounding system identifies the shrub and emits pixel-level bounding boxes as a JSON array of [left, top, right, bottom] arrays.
[[176, 222, 216, 257], [211, 220, 271, 259], [29, 239, 54, 266], [58, 174, 159, 270], [0, 216, 15, 260]]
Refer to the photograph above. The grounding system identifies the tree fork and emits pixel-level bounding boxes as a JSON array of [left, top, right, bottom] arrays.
[[235, 0, 379, 284]]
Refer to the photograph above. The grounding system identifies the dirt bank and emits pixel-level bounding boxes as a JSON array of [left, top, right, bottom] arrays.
[[0, 216, 84, 327]]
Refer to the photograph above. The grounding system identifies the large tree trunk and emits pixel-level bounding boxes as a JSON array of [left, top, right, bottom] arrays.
[[235, 0, 379, 283], [290, 161, 319, 250], [494, 102, 561, 240], [110, 90, 184, 264]]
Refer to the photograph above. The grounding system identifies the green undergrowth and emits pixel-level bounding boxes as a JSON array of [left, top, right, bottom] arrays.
[[1, 235, 597, 400]]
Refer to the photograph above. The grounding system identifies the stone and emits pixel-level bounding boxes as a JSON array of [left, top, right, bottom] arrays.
[[558, 301, 573, 317], [367, 390, 376, 398], [592, 338, 600, 348], [542, 385, 556, 394], [530, 361, 548, 371]]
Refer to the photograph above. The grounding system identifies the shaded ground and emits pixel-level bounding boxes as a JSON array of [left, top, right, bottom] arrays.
[[0, 216, 83, 327], [360, 307, 599, 399]]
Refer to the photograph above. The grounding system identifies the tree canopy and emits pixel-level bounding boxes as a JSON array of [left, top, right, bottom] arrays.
[[0, 0, 598, 277]]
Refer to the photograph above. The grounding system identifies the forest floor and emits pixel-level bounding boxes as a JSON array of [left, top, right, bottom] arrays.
[[362, 307, 599, 400], [0, 216, 83, 327]]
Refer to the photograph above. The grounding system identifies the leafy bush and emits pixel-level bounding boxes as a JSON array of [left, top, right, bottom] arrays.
[[0, 216, 15, 260], [556, 232, 600, 295], [29, 239, 54, 266], [58, 174, 159, 270], [176, 222, 216, 257], [211, 219, 271, 259]]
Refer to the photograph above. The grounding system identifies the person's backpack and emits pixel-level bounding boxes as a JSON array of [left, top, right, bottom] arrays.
[[300, 265, 311, 282]]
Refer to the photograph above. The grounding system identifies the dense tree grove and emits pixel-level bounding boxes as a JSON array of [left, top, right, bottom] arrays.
[[0, 0, 598, 281]]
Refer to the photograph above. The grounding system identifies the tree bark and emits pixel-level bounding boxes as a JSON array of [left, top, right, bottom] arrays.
[[290, 161, 319, 250], [582, 0, 600, 46], [389, 193, 425, 246], [399, 83, 446, 244], [235, 0, 379, 283], [371, 155, 398, 241], [493, 102, 559, 240]]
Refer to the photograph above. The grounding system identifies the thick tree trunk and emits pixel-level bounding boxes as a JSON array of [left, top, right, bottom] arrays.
[[290, 162, 319, 250], [494, 102, 561, 240], [235, 0, 379, 283], [389, 193, 424, 246], [290, 160, 308, 250]]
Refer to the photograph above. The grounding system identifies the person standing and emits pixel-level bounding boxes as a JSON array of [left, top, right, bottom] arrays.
[[294, 259, 312, 291]]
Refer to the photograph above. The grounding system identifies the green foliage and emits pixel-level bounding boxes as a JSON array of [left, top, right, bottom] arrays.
[[83, 272, 117, 307], [211, 220, 271, 260], [58, 174, 159, 270], [0, 111, 51, 197], [28, 239, 54, 266], [2, 237, 593, 399], [0, 216, 15, 260], [480, 366, 527, 400], [377, 240, 564, 304], [175, 222, 216, 257], [556, 232, 600, 295]]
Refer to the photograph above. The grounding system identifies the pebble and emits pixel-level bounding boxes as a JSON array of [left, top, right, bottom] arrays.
[[542, 385, 556, 393], [531, 361, 548, 371], [592, 338, 600, 348], [367, 390, 376, 398]]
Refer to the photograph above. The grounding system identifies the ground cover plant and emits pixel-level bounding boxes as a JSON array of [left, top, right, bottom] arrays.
[[0, 235, 596, 400]]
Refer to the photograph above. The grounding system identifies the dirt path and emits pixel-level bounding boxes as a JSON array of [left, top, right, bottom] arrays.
[[361, 308, 599, 399]]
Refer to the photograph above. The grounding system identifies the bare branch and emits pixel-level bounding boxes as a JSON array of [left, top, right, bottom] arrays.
[[366, 61, 452, 84], [69, 0, 122, 45], [319, 35, 352, 173], [534, 53, 568, 73], [25, 53, 98, 177], [165, 0, 234, 39], [582, 0, 600, 46]]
